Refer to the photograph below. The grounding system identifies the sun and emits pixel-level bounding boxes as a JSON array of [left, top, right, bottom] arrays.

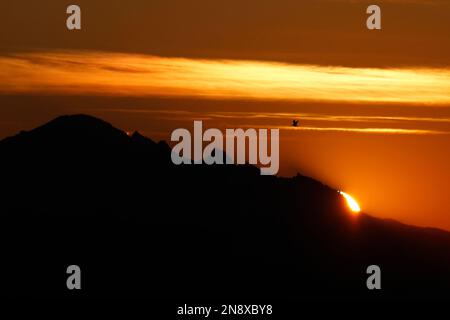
[[338, 191, 361, 213]]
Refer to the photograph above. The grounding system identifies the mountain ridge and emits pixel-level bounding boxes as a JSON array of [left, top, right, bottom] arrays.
[[0, 114, 449, 299], [2, 113, 447, 234]]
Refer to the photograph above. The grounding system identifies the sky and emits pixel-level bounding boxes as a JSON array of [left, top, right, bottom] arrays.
[[1, 0, 450, 230]]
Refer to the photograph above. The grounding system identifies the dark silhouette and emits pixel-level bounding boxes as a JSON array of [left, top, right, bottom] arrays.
[[292, 119, 299, 127], [0, 114, 449, 300]]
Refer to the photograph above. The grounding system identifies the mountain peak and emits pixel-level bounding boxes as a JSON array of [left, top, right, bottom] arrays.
[[49, 114, 108, 125], [40, 114, 126, 137], [0, 114, 130, 149], [0, 114, 174, 167]]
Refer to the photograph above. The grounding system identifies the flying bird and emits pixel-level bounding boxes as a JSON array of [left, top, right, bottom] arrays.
[[292, 119, 299, 127]]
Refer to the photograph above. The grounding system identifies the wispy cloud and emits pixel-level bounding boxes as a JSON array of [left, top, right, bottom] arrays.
[[1, 51, 450, 105], [98, 108, 450, 135], [280, 126, 446, 135], [100, 108, 450, 124]]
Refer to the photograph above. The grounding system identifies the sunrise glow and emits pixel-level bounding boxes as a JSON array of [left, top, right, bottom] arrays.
[[339, 191, 361, 213]]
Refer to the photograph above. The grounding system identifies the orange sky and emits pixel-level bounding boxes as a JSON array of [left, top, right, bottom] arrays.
[[1, 0, 450, 230]]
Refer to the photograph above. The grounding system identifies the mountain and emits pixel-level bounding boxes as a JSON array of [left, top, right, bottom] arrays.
[[0, 114, 449, 299]]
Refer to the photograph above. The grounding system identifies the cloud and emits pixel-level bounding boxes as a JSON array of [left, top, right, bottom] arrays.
[[279, 126, 446, 135], [97, 108, 450, 135], [1, 51, 450, 106]]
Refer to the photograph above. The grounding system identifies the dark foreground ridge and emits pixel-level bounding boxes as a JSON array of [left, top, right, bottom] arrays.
[[1, 114, 449, 299]]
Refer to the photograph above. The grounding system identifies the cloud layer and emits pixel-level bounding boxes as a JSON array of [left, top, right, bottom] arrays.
[[2, 51, 450, 105]]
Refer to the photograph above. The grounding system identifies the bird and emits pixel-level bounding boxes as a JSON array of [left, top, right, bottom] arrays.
[[292, 119, 299, 127]]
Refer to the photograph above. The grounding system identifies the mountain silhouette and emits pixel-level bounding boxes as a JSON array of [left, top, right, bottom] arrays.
[[0, 114, 449, 299]]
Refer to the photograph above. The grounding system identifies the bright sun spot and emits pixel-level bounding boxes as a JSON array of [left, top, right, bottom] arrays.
[[338, 191, 361, 213]]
